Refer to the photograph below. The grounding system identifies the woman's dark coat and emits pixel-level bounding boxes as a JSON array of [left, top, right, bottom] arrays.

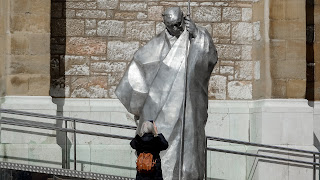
[[130, 133, 169, 180]]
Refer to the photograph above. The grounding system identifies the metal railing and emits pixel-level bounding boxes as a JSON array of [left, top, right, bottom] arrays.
[[0, 108, 320, 180], [205, 137, 320, 180]]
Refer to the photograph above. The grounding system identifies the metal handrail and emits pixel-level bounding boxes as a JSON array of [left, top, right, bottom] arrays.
[[207, 136, 320, 155], [206, 136, 320, 180], [0, 108, 136, 130], [1, 108, 320, 180]]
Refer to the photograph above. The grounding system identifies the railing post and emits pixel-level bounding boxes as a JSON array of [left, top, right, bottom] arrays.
[[65, 120, 68, 169], [205, 137, 207, 180], [74, 119, 76, 170], [314, 154, 316, 180]]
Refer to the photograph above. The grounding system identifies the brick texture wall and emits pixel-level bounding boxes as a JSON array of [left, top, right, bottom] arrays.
[[50, 0, 259, 100]]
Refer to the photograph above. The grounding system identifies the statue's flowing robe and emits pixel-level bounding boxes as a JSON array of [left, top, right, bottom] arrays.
[[115, 28, 217, 180]]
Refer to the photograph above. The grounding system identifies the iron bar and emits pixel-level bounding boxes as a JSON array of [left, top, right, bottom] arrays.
[[207, 136, 320, 155], [207, 147, 320, 166], [314, 154, 316, 180], [73, 120, 76, 171], [0, 108, 136, 130], [0, 118, 133, 140], [65, 120, 68, 169]]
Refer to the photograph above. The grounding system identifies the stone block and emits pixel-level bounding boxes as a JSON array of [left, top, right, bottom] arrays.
[[220, 66, 234, 76], [285, 0, 305, 21], [212, 23, 231, 38], [97, 0, 118, 10], [270, 20, 305, 40], [231, 22, 253, 44], [115, 12, 137, 20], [87, 2, 96, 9], [107, 41, 139, 61], [137, 12, 148, 20], [51, 19, 66, 37], [11, 34, 29, 55], [29, 34, 50, 55], [235, 61, 253, 80], [28, 144, 62, 168], [66, 19, 85, 36], [242, 45, 252, 60], [11, 0, 28, 13], [271, 60, 306, 79], [193, 7, 221, 22], [97, 20, 125, 37], [28, 14, 50, 33], [90, 145, 135, 177], [69, 145, 91, 171], [148, 6, 164, 21], [242, 8, 252, 22], [286, 79, 306, 98], [247, 148, 290, 180], [6, 75, 29, 95], [85, 19, 96, 30], [207, 146, 246, 180], [28, 74, 50, 96], [10, 55, 50, 75], [66, 2, 86, 9], [229, 114, 249, 141], [10, 14, 28, 32], [286, 39, 306, 60], [65, 9, 76, 18], [227, 81, 252, 100], [119, 2, 147, 11], [70, 76, 108, 98], [51, 2, 63, 18], [206, 113, 230, 146], [126, 21, 155, 41], [215, 44, 241, 60], [0, 144, 29, 164], [76, 10, 106, 19], [107, 72, 125, 86], [272, 79, 287, 98], [30, 0, 50, 14], [270, 0, 285, 20], [91, 62, 127, 75], [66, 37, 107, 55], [270, 40, 286, 61], [64, 55, 89, 75], [222, 7, 241, 22]]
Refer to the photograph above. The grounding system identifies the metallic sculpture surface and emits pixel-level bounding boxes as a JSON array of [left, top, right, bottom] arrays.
[[115, 7, 218, 180]]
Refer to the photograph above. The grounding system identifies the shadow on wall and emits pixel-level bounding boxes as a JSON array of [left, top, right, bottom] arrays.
[[306, 0, 315, 102], [50, 0, 70, 169]]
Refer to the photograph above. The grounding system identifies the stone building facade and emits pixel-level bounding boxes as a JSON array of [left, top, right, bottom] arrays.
[[0, 0, 320, 179]]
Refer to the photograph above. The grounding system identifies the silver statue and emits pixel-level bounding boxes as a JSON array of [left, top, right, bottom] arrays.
[[115, 7, 218, 180]]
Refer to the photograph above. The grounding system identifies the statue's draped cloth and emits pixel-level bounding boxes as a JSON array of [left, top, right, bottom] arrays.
[[115, 28, 217, 180]]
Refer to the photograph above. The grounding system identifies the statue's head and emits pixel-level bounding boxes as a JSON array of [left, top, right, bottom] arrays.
[[162, 7, 185, 37]]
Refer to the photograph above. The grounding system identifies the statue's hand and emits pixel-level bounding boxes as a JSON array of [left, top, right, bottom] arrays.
[[185, 15, 198, 38]]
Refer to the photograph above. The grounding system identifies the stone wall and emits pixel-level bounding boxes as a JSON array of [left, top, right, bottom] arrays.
[[1, 0, 51, 96], [0, 0, 7, 97], [50, 0, 260, 100], [315, 0, 320, 101], [253, 0, 307, 99]]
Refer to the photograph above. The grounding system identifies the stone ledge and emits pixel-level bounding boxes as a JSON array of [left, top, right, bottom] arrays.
[[1, 96, 57, 110]]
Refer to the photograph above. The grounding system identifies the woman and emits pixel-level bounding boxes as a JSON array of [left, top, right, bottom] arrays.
[[130, 121, 168, 180]]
